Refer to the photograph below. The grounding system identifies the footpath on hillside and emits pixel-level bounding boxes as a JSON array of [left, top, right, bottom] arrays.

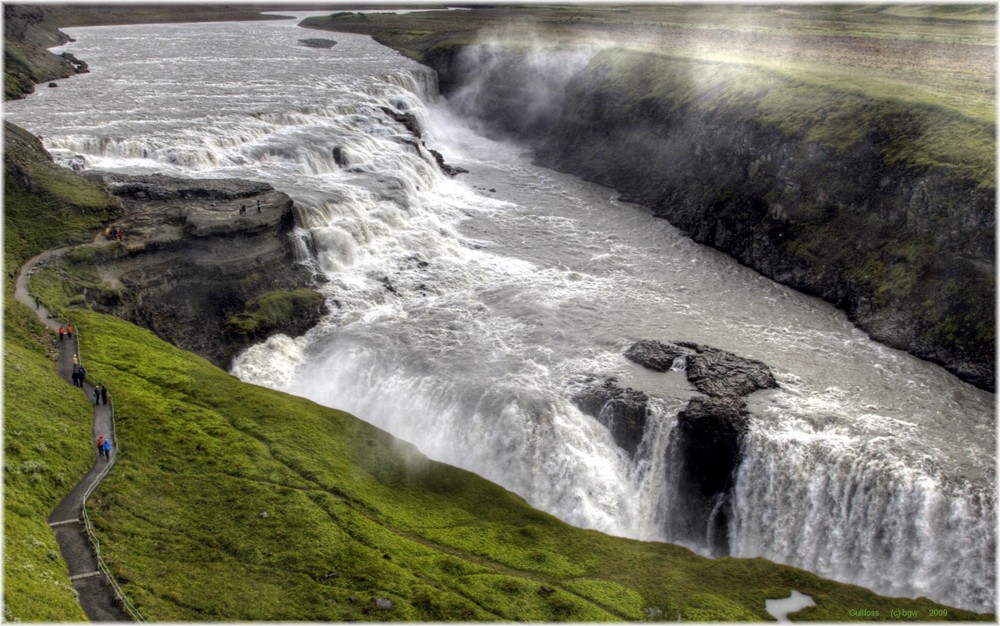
[[15, 248, 135, 622]]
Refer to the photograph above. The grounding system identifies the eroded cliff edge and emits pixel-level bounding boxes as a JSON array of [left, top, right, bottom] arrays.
[[74, 171, 327, 369]]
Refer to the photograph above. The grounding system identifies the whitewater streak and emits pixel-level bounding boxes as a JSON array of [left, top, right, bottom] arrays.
[[4, 15, 993, 612]]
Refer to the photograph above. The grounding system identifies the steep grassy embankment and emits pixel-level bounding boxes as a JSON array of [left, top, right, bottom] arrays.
[[4, 122, 121, 275], [303, 5, 996, 390], [3, 122, 121, 621], [3, 293, 92, 622]]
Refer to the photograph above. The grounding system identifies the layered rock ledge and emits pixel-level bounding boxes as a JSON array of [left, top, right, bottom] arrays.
[[75, 172, 326, 368]]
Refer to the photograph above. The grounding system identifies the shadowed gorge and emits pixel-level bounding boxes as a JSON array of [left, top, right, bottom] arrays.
[[304, 4, 995, 391]]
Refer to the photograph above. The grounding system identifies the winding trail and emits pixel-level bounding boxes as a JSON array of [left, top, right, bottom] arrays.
[[15, 247, 133, 622]]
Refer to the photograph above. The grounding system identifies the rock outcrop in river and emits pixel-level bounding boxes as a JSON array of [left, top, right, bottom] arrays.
[[574, 339, 778, 552]]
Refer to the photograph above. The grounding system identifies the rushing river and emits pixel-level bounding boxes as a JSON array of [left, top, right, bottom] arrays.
[[5, 14, 995, 612]]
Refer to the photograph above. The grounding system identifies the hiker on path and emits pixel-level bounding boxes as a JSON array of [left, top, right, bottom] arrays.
[[101, 438, 112, 460], [77, 366, 86, 387], [100, 384, 108, 405], [67, 325, 74, 339], [72, 370, 79, 386], [96, 435, 104, 458], [59, 326, 65, 341], [72, 354, 79, 368], [94, 387, 101, 404]]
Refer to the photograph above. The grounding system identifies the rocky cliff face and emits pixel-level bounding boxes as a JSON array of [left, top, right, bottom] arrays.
[[78, 172, 326, 368], [4, 5, 87, 100], [427, 45, 995, 391]]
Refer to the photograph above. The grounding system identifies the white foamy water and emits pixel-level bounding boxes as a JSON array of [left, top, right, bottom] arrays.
[[5, 14, 994, 612]]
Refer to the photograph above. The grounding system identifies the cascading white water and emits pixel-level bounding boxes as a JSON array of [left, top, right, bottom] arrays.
[[5, 14, 994, 613]]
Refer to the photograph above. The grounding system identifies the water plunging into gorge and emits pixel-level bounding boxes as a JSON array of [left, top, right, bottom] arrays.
[[4, 15, 994, 612]]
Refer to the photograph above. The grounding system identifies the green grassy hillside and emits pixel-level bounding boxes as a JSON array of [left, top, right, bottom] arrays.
[[4, 122, 120, 276], [3, 120, 122, 621], [3, 290, 92, 622]]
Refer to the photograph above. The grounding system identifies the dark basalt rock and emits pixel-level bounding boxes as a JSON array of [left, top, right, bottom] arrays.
[[380, 105, 422, 137], [626, 339, 777, 397], [668, 394, 750, 550], [571, 376, 649, 458], [76, 171, 325, 369], [623, 339, 684, 372], [332, 146, 348, 167], [60, 51, 88, 73], [427, 146, 468, 177], [677, 341, 778, 398], [618, 339, 778, 551], [675, 395, 748, 497], [299, 38, 338, 49]]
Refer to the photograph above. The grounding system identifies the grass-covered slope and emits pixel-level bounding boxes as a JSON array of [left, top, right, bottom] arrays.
[[63, 308, 988, 621], [3, 119, 122, 621], [3, 290, 92, 622], [4, 121, 120, 276]]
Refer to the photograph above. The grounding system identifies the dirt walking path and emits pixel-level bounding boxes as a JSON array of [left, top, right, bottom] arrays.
[[15, 248, 134, 622]]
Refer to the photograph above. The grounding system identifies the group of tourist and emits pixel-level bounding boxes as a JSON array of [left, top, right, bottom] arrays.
[[60, 322, 114, 461], [71, 356, 87, 387], [238, 199, 263, 215], [104, 226, 125, 241], [92, 383, 109, 406], [95, 434, 112, 460]]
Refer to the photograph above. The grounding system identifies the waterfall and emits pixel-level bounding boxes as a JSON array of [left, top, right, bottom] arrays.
[[731, 421, 995, 611]]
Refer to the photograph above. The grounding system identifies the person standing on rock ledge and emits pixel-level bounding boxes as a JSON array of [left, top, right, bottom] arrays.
[[239, 204, 247, 215], [257, 199, 261, 212]]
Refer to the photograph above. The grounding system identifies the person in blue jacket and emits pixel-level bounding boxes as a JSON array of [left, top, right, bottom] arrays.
[[101, 438, 112, 460]]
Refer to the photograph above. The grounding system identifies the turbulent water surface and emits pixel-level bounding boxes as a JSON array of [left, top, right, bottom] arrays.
[[5, 14, 995, 612]]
